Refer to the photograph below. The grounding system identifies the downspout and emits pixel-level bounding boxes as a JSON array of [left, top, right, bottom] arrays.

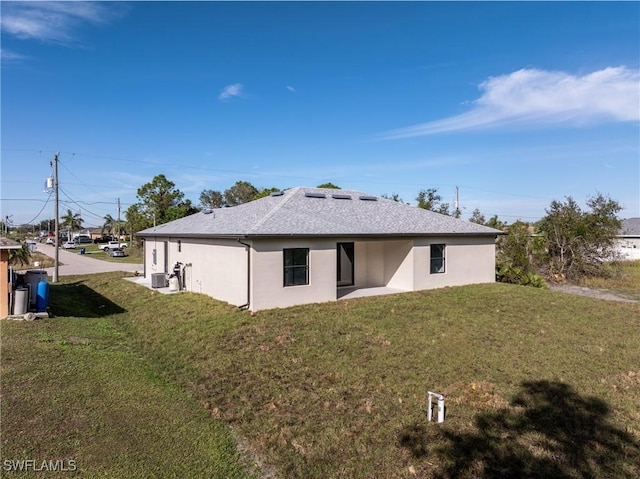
[[237, 238, 251, 310]]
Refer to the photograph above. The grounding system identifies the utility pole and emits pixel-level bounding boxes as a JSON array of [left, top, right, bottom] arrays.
[[116, 197, 121, 240], [454, 186, 461, 218], [53, 152, 60, 283]]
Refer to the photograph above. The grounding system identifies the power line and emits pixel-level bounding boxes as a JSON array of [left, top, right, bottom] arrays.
[[21, 191, 53, 224], [58, 156, 121, 202], [58, 186, 106, 221], [3, 147, 565, 225]]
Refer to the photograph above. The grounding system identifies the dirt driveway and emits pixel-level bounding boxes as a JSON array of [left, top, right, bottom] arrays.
[[549, 284, 638, 303]]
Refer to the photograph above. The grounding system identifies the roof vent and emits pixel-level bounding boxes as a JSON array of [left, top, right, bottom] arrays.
[[305, 192, 326, 198], [270, 191, 284, 197], [203, 209, 214, 214], [332, 194, 352, 200], [359, 195, 378, 201]]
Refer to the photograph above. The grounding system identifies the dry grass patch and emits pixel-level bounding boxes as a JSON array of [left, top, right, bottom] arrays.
[[577, 260, 640, 299]]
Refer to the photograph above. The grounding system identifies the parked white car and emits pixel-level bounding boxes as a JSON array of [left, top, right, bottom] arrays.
[[62, 242, 76, 249], [100, 241, 128, 251]]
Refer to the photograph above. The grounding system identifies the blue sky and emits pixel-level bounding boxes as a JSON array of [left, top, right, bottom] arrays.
[[2, 1, 639, 229]]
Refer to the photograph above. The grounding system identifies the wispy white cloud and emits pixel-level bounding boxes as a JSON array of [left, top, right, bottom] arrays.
[[286, 85, 297, 93], [0, 49, 29, 63], [1, 1, 125, 44], [381, 66, 640, 139], [218, 83, 244, 101]]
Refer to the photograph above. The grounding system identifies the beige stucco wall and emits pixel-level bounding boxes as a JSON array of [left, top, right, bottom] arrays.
[[412, 236, 496, 290], [354, 242, 383, 287], [383, 240, 414, 290], [143, 235, 496, 311], [250, 236, 494, 310], [144, 237, 248, 306], [251, 239, 336, 311], [144, 237, 168, 276]]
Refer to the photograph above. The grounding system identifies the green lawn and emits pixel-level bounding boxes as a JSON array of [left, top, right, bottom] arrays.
[[79, 244, 144, 264], [2, 272, 638, 478]]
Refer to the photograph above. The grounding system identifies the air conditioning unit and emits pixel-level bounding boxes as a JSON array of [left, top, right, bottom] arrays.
[[151, 273, 168, 288]]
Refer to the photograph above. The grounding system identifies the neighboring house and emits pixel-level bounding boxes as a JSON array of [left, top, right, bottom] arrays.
[[1, 237, 23, 318], [87, 228, 103, 240], [136, 187, 501, 311], [616, 218, 640, 260]]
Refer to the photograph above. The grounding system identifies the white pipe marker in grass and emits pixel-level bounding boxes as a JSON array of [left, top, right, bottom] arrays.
[[427, 391, 445, 423]]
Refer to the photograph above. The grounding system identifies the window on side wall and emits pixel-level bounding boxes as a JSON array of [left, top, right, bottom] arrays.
[[283, 248, 309, 286], [430, 244, 445, 274]]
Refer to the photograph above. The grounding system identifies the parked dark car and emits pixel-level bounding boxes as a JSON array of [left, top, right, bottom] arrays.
[[94, 235, 113, 244], [108, 248, 126, 257], [74, 236, 92, 244]]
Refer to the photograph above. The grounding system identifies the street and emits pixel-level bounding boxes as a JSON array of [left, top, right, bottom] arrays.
[[34, 243, 142, 276]]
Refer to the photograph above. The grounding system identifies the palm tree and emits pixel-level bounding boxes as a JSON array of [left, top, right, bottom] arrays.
[[8, 243, 31, 267], [102, 214, 115, 235], [60, 209, 84, 240]]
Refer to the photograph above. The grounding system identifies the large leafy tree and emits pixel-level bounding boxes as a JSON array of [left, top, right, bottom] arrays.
[[254, 187, 281, 200], [316, 182, 340, 189], [485, 215, 507, 230], [224, 181, 259, 206], [537, 193, 622, 279], [124, 204, 149, 240], [200, 184, 279, 208], [132, 174, 198, 229], [469, 208, 486, 225], [496, 221, 546, 286], [381, 193, 404, 203], [199, 189, 225, 209], [416, 188, 459, 217]]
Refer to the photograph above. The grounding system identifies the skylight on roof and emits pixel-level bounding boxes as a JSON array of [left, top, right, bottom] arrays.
[[305, 192, 326, 198], [359, 195, 377, 201], [332, 194, 352, 200]]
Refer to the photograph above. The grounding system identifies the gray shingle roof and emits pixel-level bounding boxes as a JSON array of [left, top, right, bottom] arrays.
[[620, 218, 640, 236], [0, 237, 22, 249], [137, 187, 502, 238]]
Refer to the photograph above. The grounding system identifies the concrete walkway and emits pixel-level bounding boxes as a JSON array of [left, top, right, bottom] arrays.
[[33, 243, 142, 276]]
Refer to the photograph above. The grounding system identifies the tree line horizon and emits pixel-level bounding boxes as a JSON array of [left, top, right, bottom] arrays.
[[7, 174, 625, 285]]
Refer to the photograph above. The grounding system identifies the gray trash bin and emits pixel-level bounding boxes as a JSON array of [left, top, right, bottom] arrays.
[[14, 288, 29, 315]]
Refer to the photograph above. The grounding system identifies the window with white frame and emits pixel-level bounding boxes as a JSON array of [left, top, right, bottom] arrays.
[[430, 244, 446, 274]]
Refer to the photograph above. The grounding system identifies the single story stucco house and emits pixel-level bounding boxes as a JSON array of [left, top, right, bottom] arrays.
[[136, 187, 502, 311], [616, 217, 640, 260]]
